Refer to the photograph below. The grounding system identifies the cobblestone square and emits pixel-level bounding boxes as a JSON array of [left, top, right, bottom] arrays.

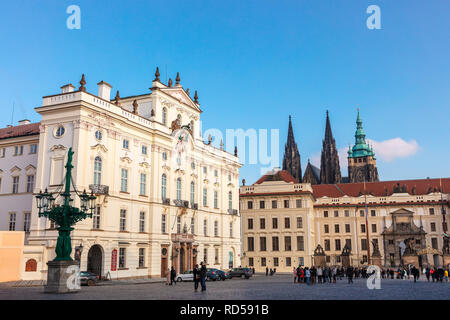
[[0, 274, 448, 300]]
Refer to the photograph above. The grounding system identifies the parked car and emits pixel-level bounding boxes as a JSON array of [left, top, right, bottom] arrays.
[[229, 267, 253, 279], [176, 270, 194, 282], [206, 268, 221, 281], [80, 271, 99, 286], [216, 269, 231, 280]]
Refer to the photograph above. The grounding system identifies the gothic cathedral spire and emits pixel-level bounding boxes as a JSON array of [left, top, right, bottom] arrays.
[[320, 111, 342, 184], [282, 116, 302, 183]]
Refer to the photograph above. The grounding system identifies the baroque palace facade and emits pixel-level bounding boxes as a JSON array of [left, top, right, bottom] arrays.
[[240, 112, 449, 273], [0, 69, 241, 280]]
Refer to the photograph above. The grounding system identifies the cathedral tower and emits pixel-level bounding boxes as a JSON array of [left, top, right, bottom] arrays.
[[282, 116, 302, 182], [347, 109, 379, 183], [320, 111, 342, 184]]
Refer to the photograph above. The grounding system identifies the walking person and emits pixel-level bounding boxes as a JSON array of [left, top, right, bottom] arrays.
[[332, 266, 337, 283], [265, 267, 269, 276], [305, 267, 311, 285], [193, 264, 200, 292], [170, 266, 177, 285], [317, 267, 323, 284], [293, 267, 297, 283], [165, 267, 171, 285], [347, 266, 353, 284], [200, 262, 207, 292]]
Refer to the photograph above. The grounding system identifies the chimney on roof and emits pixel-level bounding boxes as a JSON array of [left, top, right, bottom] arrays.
[[61, 84, 75, 94], [97, 81, 112, 100], [18, 119, 31, 126]]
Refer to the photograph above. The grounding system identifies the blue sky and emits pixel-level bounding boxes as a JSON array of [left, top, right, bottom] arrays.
[[0, 0, 449, 185]]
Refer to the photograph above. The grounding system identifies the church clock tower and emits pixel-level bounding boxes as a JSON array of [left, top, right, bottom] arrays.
[[347, 109, 379, 183]]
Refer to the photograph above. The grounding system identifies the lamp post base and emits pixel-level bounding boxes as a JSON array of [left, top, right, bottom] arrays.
[[44, 260, 80, 294]]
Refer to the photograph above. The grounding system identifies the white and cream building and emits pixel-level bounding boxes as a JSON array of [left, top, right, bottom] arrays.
[[1, 70, 242, 280]]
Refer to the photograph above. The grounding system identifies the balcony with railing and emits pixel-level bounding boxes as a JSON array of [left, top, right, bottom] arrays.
[[174, 199, 189, 208], [89, 184, 109, 195]]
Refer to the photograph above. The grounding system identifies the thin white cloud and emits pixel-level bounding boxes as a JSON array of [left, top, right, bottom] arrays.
[[367, 138, 419, 162]]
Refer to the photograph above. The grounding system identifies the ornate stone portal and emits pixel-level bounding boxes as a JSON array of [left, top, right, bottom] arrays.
[[341, 244, 351, 268], [313, 244, 326, 267]]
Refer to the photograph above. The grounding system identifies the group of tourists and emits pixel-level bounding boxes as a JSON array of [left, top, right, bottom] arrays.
[[290, 265, 449, 284]]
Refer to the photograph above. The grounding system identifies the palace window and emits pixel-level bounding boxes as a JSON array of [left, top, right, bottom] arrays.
[[214, 221, 219, 236], [93, 157, 102, 185], [141, 145, 147, 155], [214, 191, 218, 209], [334, 210, 339, 217], [228, 191, 233, 210], [285, 236, 292, 251], [161, 214, 167, 233], [361, 239, 368, 251], [215, 248, 219, 264], [248, 201, 253, 209], [261, 257, 266, 267], [55, 125, 65, 137], [296, 199, 302, 208], [122, 139, 129, 150], [284, 217, 290, 229], [249, 258, 254, 267], [260, 200, 265, 209], [361, 224, 366, 233], [429, 208, 435, 215], [139, 212, 145, 233], [260, 237, 267, 251], [138, 248, 145, 268], [9, 213, 16, 231], [30, 144, 37, 154], [273, 257, 279, 267], [12, 176, 19, 194], [120, 169, 128, 192], [190, 181, 195, 205], [324, 239, 330, 251], [93, 206, 101, 229], [176, 178, 182, 201], [272, 237, 279, 251], [177, 216, 181, 234], [203, 248, 208, 264], [119, 209, 126, 231], [272, 200, 277, 209], [431, 237, 438, 249], [119, 248, 126, 268], [284, 200, 289, 208], [324, 211, 328, 218], [371, 210, 376, 217], [229, 222, 233, 238], [297, 217, 303, 229], [161, 174, 167, 199], [191, 218, 195, 235], [24, 212, 31, 232], [335, 239, 341, 251], [345, 210, 349, 217], [26, 175, 35, 193], [335, 224, 340, 233], [203, 219, 208, 236], [248, 237, 254, 252], [272, 217, 278, 229], [324, 224, 329, 233], [345, 224, 351, 233], [372, 223, 377, 233], [140, 173, 147, 195], [260, 218, 265, 229], [162, 107, 167, 126], [203, 188, 208, 206], [430, 222, 436, 232], [248, 218, 253, 230], [95, 130, 102, 141], [297, 236, 304, 251], [345, 239, 352, 250]]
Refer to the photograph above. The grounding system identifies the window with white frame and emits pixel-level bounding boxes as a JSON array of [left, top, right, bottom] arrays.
[[14, 145, 24, 156], [12, 176, 19, 194], [161, 174, 167, 199], [93, 206, 101, 229], [176, 178, 182, 200], [120, 209, 126, 231], [203, 219, 207, 236], [26, 175, 35, 193], [122, 139, 129, 149], [93, 157, 102, 185], [141, 145, 147, 155], [119, 248, 126, 268], [24, 212, 31, 232], [203, 248, 208, 264], [9, 213, 16, 231], [177, 216, 181, 234], [120, 169, 128, 192], [191, 217, 195, 234], [138, 248, 145, 268], [139, 211, 145, 233], [203, 188, 207, 207], [230, 222, 233, 238], [140, 173, 147, 195], [162, 107, 167, 126], [214, 221, 218, 236], [214, 191, 218, 209], [190, 181, 195, 205], [30, 144, 37, 154], [0, 148, 5, 157], [161, 214, 167, 233], [228, 191, 232, 210]]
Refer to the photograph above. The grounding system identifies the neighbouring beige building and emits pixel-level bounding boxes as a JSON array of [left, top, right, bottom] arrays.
[[240, 168, 450, 272]]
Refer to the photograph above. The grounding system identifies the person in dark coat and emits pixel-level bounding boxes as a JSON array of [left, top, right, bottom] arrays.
[[193, 264, 200, 292], [200, 262, 207, 291], [170, 266, 177, 285], [265, 267, 269, 276], [346, 266, 353, 284]]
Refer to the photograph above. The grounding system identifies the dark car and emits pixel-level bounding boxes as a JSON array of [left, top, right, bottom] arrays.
[[216, 269, 231, 281], [206, 268, 221, 281], [229, 267, 253, 279], [80, 271, 99, 286]]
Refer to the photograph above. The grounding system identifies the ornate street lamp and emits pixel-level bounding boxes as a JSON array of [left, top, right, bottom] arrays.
[[35, 147, 96, 261]]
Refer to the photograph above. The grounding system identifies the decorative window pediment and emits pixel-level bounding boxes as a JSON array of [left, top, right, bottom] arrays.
[[91, 143, 108, 153], [10, 166, 21, 174], [120, 156, 132, 164]]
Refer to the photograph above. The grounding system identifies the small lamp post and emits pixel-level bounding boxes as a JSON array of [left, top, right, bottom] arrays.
[[36, 147, 96, 261]]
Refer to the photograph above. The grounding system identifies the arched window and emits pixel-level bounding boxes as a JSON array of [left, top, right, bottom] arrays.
[[162, 107, 167, 126], [176, 178, 182, 201], [161, 174, 167, 200], [94, 156, 102, 185], [190, 181, 195, 205], [228, 191, 233, 210]]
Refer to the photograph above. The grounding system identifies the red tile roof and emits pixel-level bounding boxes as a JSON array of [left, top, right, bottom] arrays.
[[0, 122, 40, 140], [255, 170, 298, 184], [312, 178, 450, 198]]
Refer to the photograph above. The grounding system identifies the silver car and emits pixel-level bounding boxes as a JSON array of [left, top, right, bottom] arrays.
[[176, 270, 194, 282]]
